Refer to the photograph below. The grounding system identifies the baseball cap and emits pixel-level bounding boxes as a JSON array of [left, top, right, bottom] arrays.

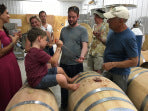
[[93, 10, 105, 19], [104, 6, 129, 19]]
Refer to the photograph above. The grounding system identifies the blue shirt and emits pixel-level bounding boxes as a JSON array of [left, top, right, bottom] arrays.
[[104, 28, 138, 75]]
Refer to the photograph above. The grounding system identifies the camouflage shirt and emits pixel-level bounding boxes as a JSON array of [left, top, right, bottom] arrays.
[[89, 22, 109, 56]]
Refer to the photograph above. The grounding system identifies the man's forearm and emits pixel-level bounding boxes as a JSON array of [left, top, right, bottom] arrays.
[[112, 57, 138, 68], [80, 42, 88, 58], [103, 57, 138, 71]]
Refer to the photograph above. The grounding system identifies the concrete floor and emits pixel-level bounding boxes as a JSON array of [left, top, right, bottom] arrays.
[[17, 57, 91, 108]]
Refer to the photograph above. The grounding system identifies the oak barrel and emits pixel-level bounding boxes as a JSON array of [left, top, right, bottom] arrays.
[[68, 71, 137, 111], [127, 67, 148, 111], [140, 50, 148, 68], [142, 34, 148, 51], [5, 84, 59, 111]]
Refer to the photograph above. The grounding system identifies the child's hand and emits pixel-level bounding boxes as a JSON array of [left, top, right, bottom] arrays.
[[55, 39, 63, 48]]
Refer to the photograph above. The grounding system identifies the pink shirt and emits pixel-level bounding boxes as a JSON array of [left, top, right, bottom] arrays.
[[25, 48, 51, 87]]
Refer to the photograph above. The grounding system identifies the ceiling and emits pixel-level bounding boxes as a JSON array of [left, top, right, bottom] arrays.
[[9, 0, 42, 1], [105, 4, 137, 10], [57, 0, 84, 2]]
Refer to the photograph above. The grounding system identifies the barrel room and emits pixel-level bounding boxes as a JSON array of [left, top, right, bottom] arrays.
[[0, 0, 148, 111]]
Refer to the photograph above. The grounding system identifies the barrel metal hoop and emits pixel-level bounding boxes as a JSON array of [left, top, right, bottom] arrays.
[[73, 87, 126, 111], [73, 71, 99, 83], [140, 94, 148, 111], [107, 108, 134, 111], [128, 70, 148, 86], [141, 53, 146, 63], [75, 74, 102, 83], [85, 97, 134, 111], [8, 100, 54, 111], [130, 67, 142, 74], [78, 71, 98, 76]]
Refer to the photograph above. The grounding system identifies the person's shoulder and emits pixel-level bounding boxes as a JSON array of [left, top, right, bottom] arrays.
[[123, 28, 136, 41], [79, 25, 86, 29], [0, 30, 5, 35], [29, 48, 43, 53], [127, 28, 136, 36], [108, 29, 114, 34], [47, 24, 52, 28], [0, 30, 3, 36], [0, 30, 7, 39], [61, 26, 69, 30], [78, 25, 88, 32]]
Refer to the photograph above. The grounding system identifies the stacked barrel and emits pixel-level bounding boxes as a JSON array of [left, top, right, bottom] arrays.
[[7, 69, 148, 111], [140, 50, 148, 68], [68, 71, 137, 111], [5, 84, 59, 111], [127, 67, 148, 111]]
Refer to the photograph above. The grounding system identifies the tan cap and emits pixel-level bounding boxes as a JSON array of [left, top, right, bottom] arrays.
[[104, 6, 129, 19]]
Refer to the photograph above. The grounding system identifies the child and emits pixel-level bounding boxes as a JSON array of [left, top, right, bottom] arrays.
[[25, 28, 80, 91]]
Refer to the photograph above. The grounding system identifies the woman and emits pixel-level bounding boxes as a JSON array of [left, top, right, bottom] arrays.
[[0, 4, 22, 111], [25, 15, 53, 54], [25, 16, 41, 52]]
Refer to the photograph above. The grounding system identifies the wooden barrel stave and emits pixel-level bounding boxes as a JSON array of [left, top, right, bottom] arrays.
[[140, 50, 148, 68], [69, 71, 137, 111], [5, 85, 59, 111], [127, 67, 148, 111]]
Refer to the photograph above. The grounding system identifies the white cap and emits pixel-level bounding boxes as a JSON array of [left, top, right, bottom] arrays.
[[104, 6, 129, 19]]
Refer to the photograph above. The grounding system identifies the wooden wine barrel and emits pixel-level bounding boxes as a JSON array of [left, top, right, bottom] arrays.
[[140, 50, 148, 68], [5, 84, 59, 111], [68, 71, 137, 111], [142, 34, 148, 51], [127, 67, 148, 111]]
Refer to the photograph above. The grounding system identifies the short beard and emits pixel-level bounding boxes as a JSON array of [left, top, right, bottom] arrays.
[[42, 20, 46, 23], [69, 20, 77, 27]]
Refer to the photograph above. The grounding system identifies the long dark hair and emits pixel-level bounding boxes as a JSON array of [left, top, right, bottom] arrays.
[[0, 4, 9, 36]]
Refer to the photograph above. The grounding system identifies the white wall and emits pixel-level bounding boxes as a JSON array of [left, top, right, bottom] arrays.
[[82, 0, 148, 29], [1, 0, 148, 29], [0, 0, 82, 16], [103, 0, 148, 28]]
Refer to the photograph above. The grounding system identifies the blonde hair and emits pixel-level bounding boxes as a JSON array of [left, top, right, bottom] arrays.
[[29, 15, 41, 27]]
